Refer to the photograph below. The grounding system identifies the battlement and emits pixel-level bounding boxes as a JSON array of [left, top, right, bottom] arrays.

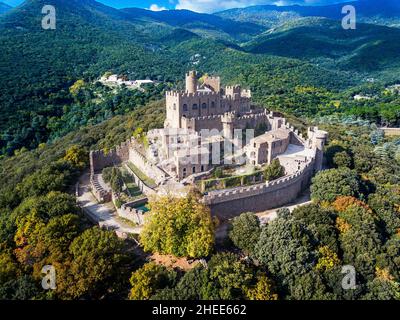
[[203, 157, 315, 205], [189, 114, 225, 121], [166, 90, 221, 99], [237, 110, 269, 121]]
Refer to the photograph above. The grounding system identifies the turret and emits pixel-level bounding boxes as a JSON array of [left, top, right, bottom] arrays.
[[185, 71, 197, 94], [308, 127, 328, 172]]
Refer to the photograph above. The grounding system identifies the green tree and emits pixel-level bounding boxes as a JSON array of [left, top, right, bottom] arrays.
[[57, 228, 127, 299], [333, 151, 352, 168], [207, 253, 254, 300], [263, 159, 285, 181], [64, 145, 88, 169], [140, 193, 215, 258], [245, 275, 278, 300], [129, 262, 176, 300], [311, 168, 360, 203], [255, 217, 315, 293], [229, 212, 261, 256], [0, 252, 19, 285]]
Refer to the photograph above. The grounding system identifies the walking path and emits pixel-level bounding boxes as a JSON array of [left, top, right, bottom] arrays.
[[77, 173, 142, 238]]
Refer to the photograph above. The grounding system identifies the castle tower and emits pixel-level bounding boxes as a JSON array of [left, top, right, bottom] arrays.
[[185, 71, 197, 94], [309, 127, 328, 172], [222, 113, 235, 140]]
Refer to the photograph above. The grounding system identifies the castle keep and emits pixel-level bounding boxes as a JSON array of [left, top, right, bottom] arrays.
[[90, 71, 328, 219]]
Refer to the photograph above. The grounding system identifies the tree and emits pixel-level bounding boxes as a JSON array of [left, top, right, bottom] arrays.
[[0, 252, 19, 285], [339, 206, 382, 281], [311, 168, 360, 203], [229, 213, 261, 256], [263, 159, 285, 181], [69, 79, 86, 96], [245, 275, 278, 300], [333, 151, 352, 168], [352, 145, 378, 173], [140, 193, 215, 258], [207, 252, 254, 300], [325, 143, 347, 168], [255, 217, 315, 292], [332, 196, 371, 213], [64, 145, 88, 169], [57, 228, 127, 299], [315, 246, 340, 272], [0, 275, 39, 300], [363, 278, 400, 300], [102, 167, 124, 193], [291, 204, 339, 252], [129, 262, 176, 300]]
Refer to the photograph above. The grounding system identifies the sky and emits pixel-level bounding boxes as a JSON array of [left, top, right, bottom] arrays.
[[2, 0, 357, 13]]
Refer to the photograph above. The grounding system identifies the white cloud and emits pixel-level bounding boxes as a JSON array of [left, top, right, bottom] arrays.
[[149, 4, 167, 11], [175, 0, 351, 13]]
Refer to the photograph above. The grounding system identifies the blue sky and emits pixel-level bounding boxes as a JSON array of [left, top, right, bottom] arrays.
[[2, 0, 356, 13]]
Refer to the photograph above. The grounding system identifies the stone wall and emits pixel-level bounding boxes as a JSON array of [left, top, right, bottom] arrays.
[[90, 174, 112, 203], [124, 163, 157, 196], [116, 197, 148, 226], [128, 147, 167, 186], [203, 159, 315, 219], [90, 138, 133, 173]]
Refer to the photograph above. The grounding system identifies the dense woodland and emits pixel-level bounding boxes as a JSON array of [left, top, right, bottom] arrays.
[[0, 0, 399, 300]]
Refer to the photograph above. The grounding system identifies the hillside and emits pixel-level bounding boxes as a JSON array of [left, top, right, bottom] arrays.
[[0, 2, 11, 14], [243, 17, 400, 75], [0, 0, 358, 156], [121, 8, 265, 42], [0, 0, 191, 154], [217, 0, 400, 28]]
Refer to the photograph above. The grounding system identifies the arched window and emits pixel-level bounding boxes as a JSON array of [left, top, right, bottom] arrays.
[[211, 101, 215, 108], [173, 103, 176, 110], [192, 104, 198, 110], [202, 103, 207, 109], [183, 104, 188, 112]]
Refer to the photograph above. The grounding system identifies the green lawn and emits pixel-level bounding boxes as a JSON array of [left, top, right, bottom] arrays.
[[126, 162, 157, 189]]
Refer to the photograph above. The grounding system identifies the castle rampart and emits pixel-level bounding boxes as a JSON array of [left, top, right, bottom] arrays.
[[203, 158, 315, 219]]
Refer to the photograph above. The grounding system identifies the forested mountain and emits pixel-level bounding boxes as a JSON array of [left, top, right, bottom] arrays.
[[244, 17, 400, 74], [217, 0, 400, 28], [0, 2, 11, 14], [0, 0, 351, 156], [0, 0, 399, 156], [121, 8, 264, 42]]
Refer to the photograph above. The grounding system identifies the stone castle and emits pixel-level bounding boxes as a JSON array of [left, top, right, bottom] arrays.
[[90, 71, 328, 219]]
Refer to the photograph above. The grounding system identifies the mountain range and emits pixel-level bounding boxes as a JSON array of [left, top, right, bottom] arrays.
[[217, 0, 400, 28], [0, 0, 400, 154]]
